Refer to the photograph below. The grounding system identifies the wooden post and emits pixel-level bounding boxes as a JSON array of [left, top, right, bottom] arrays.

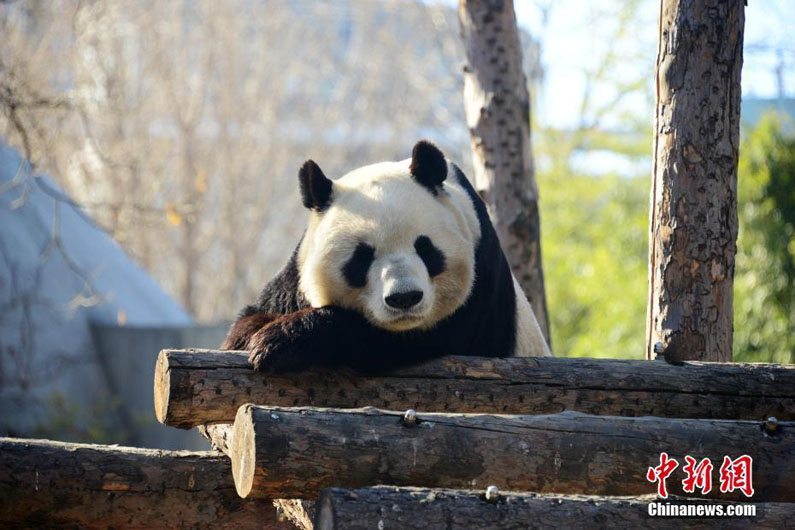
[[0, 438, 289, 529], [458, 0, 550, 344], [647, 0, 745, 361], [316, 487, 795, 530], [154, 349, 795, 428], [228, 405, 795, 501]]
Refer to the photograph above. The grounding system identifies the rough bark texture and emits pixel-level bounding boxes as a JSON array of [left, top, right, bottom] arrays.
[[316, 487, 795, 530], [647, 0, 745, 361], [0, 437, 289, 529], [458, 0, 550, 344], [155, 349, 795, 428], [229, 405, 795, 501], [196, 423, 315, 530]]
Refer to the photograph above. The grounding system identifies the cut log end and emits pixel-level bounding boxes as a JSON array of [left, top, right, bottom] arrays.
[[153, 350, 171, 425], [231, 403, 257, 498]]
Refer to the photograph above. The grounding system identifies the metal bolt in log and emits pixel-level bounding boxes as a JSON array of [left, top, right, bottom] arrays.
[[227, 405, 795, 501], [154, 349, 795, 429]]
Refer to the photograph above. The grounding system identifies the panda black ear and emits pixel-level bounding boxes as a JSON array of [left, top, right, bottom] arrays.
[[298, 159, 333, 211], [410, 140, 447, 193]]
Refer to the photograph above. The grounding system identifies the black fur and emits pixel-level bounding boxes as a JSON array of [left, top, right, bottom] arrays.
[[299, 159, 333, 211], [342, 242, 375, 288], [409, 140, 447, 194], [224, 158, 519, 373], [414, 235, 446, 277], [238, 245, 309, 318]]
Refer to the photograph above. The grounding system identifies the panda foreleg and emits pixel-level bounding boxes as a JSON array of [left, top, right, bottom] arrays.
[[221, 312, 277, 351], [247, 306, 370, 372]]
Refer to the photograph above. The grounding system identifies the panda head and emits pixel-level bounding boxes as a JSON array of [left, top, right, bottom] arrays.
[[296, 141, 480, 332]]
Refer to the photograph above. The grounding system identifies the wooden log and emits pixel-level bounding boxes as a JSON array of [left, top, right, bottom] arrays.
[[194, 424, 315, 529], [0, 437, 290, 529], [315, 486, 795, 530], [154, 349, 795, 428], [229, 405, 795, 501], [199, 422, 234, 454]]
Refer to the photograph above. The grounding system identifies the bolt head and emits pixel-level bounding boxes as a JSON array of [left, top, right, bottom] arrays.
[[766, 416, 778, 433], [485, 485, 499, 501], [403, 409, 417, 425]]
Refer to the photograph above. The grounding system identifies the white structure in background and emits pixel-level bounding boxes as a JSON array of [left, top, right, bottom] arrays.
[[0, 141, 219, 449]]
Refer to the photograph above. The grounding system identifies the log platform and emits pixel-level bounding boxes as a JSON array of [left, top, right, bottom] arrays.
[[0, 437, 290, 529], [315, 487, 795, 530], [154, 349, 795, 428], [227, 405, 795, 501]]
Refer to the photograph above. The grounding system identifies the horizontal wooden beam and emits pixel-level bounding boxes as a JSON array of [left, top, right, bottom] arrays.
[[154, 349, 795, 428], [316, 487, 795, 530], [0, 438, 290, 529], [228, 405, 794, 501]]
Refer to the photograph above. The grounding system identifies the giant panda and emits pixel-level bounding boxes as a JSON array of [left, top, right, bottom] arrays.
[[222, 140, 551, 372]]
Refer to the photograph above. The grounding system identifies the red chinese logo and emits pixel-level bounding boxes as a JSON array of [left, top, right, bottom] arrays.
[[646, 453, 754, 498], [682, 456, 713, 495], [719, 455, 755, 498], [646, 452, 679, 498]]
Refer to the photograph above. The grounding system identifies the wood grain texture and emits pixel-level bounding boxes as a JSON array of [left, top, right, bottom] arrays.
[[459, 0, 550, 343], [0, 437, 290, 529], [316, 487, 795, 530], [647, 0, 745, 361], [228, 405, 795, 501], [195, 423, 315, 529], [155, 349, 795, 428]]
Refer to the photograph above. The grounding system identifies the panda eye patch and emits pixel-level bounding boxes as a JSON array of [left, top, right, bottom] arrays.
[[342, 242, 375, 288], [414, 235, 446, 277]]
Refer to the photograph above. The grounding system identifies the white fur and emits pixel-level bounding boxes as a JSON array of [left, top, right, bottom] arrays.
[[512, 276, 552, 357], [297, 157, 550, 357], [298, 160, 479, 332]]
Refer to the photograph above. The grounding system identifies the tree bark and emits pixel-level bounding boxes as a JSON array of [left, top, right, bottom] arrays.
[[316, 487, 794, 530], [458, 0, 550, 344], [647, 0, 745, 361], [155, 349, 795, 428], [0, 437, 289, 529], [196, 423, 315, 530], [228, 405, 795, 501]]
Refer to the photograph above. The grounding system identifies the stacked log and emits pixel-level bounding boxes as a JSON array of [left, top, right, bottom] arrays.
[[0, 438, 290, 529], [315, 487, 794, 530], [227, 405, 795, 501], [154, 349, 795, 428]]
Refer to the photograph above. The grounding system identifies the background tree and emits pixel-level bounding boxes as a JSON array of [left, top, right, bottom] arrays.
[[646, 0, 745, 362], [459, 0, 550, 344]]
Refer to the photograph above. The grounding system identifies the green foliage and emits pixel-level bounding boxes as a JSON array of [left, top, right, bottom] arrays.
[[539, 114, 795, 363], [734, 115, 795, 363], [539, 168, 649, 359]]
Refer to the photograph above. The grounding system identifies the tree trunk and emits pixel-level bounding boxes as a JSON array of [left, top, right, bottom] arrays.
[[458, 0, 550, 345], [316, 487, 794, 530], [228, 405, 795, 501], [647, 0, 745, 361], [155, 349, 795, 429], [0, 438, 289, 529]]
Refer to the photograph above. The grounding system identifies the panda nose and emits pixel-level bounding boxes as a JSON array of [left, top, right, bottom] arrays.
[[385, 290, 423, 310]]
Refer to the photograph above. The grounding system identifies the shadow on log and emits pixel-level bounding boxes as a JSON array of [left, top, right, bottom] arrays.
[[0, 438, 290, 529], [154, 349, 795, 429], [228, 405, 795, 501], [315, 487, 795, 530]]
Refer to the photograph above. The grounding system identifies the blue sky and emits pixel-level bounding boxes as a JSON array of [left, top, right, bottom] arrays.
[[438, 0, 795, 129]]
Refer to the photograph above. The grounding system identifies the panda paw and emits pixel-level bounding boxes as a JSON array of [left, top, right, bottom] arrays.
[[246, 310, 325, 373], [247, 327, 310, 373]]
